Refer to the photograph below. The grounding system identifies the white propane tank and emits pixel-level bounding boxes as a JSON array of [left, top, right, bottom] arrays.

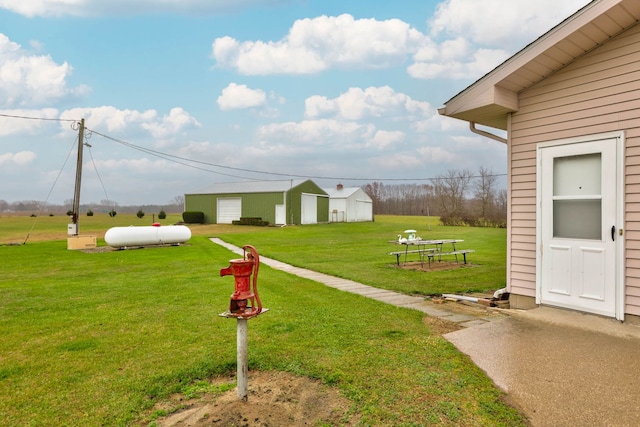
[[104, 225, 191, 248]]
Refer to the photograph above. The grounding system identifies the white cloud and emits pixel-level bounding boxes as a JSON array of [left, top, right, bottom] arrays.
[[430, 0, 590, 50], [368, 130, 405, 150], [210, 2, 590, 80], [0, 151, 36, 166], [217, 83, 267, 110], [408, 0, 590, 80], [416, 145, 457, 163], [408, 47, 510, 79], [0, 108, 59, 136], [141, 107, 201, 139], [91, 157, 170, 173], [212, 14, 423, 75], [0, 34, 88, 107], [61, 106, 157, 133], [305, 86, 432, 121], [257, 119, 370, 147], [0, 0, 291, 18], [60, 106, 199, 138]]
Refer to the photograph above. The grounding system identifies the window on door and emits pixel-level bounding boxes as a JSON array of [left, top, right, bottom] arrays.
[[552, 153, 602, 240]]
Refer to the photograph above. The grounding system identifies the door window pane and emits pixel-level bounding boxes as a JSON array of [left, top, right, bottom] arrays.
[[553, 199, 601, 240], [553, 153, 601, 196], [553, 153, 602, 240]]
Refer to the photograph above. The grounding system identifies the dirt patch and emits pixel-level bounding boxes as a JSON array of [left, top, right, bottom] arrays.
[[145, 371, 359, 427], [391, 260, 476, 272]]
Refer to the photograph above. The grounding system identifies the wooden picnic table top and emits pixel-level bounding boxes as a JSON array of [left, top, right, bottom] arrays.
[[389, 239, 463, 245]]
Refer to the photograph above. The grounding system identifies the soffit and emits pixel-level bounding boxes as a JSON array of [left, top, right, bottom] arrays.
[[440, 0, 640, 130]]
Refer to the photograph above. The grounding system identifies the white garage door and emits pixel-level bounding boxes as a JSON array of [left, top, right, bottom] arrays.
[[301, 194, 317, 224], [217, 198, 241, 224]]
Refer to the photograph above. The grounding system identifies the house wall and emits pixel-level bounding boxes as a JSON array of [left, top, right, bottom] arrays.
[[508, 22, 640, 315]]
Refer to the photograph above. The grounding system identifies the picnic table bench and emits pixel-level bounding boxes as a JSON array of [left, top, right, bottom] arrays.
[[388, 239, 474, 267]]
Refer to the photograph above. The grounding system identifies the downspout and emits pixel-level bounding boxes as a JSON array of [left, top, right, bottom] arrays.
[[470, 122, 507, 144]]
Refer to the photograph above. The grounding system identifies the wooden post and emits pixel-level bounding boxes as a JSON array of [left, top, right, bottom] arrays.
[[71, 118, 85, 235], [237, 318, 248, 401]]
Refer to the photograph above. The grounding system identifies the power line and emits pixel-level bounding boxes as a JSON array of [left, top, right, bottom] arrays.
[[0, 113, 506, 182], [0, 113, 507, 182], [0, 112, 78, 122], [86, 127, 507, 182]]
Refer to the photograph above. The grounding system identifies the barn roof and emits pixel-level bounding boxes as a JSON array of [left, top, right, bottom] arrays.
[[187, 179, 314, 195], [438, 0, 640, 130], [323, 187, 365, 198]]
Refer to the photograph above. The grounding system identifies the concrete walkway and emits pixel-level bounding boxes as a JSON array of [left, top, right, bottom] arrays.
[[211, 238, 640, 426], [210, 238, 502, 328]]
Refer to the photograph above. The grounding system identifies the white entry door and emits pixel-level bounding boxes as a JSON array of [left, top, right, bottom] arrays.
[[275, 204, 285, 225], [538, 135, 621, 318]]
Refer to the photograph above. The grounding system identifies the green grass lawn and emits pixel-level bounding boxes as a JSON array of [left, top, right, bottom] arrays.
[[214, 215, 507, 295], [0, 214, 522, 426]]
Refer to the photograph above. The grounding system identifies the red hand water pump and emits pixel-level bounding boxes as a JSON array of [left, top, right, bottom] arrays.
[[220, 245, 262, 318]]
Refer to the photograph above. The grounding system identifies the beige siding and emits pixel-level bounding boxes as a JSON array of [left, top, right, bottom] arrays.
[[508, 22, 640, 315]]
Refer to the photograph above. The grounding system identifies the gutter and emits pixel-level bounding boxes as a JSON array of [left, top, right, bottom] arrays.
[[469, 122, 507, 144]]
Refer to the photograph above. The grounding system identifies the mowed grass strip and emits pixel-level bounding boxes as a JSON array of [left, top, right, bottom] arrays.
[[0, 215, 522, 425]]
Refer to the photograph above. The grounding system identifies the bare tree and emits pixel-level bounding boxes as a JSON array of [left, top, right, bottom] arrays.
[[363, 182, 385, 214], [431, 169, 473, 217], [171, 195, 185, 207], [473, 166, 498, 218], [496, 189, 508, 214]]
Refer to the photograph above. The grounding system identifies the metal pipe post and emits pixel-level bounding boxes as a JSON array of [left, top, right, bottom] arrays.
[[237, 318, 248, 401]]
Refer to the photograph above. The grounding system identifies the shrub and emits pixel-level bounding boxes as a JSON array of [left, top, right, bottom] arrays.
[[158, 210, 167, 220], [440, 214, 507, 228], [109, 210, 117, 217], [182, 211, 204, 224], [136, 209, 145, 219], [232, 217, 269, 226], [87, 210, 94, 217], [66, 210, 74, 216], [439, 215, 467, 226], [49, 213, 54, 217]]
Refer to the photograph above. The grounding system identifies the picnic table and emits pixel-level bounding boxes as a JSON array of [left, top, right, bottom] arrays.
[[388, 239, 474, 267]]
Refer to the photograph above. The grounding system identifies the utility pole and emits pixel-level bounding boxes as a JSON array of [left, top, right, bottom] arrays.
[[70, 118, 85, 236]]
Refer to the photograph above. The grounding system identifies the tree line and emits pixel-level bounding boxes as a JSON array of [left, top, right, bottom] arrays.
[[362, 167, 507, 227], [0, 196, 185, 215]]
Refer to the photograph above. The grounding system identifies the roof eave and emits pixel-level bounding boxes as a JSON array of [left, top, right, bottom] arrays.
[[439, 0, 637, 128], [438, 85, 517, 130]]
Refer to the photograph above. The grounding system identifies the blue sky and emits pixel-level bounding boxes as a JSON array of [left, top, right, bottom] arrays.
[[0, 0, 590, 206]]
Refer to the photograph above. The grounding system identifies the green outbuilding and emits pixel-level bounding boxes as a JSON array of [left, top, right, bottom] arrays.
[[184, 179, 329, 225]]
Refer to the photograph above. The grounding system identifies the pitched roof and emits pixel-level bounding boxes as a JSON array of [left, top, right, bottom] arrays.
[[438, 0, 640, 130], [187, 179, 311, 195], [323, 187, 361, 198]]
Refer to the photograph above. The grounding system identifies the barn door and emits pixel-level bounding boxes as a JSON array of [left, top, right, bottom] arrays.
[[538, 135, 622, 318], [217, 198, 242, 224], [301, 194, 317, 224]]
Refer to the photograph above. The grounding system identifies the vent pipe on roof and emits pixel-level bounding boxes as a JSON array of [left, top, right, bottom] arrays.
[[470, 122, 507, 144]]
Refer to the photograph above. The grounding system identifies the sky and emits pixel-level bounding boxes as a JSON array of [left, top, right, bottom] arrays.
[[0, 0, 591, 206]]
